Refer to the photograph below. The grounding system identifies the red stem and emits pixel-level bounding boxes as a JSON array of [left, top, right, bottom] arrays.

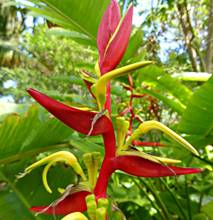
[[98, 126, 115, 197], [128, 74, 134, 135], [94, 80, 116, 197], [103, 128, 116, 158], [94, 157, 115, 198], [104, 82, 111, 114]]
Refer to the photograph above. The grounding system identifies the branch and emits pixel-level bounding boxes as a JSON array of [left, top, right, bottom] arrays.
[[172, 72, 211, 81], [205, 0, 213, 73]]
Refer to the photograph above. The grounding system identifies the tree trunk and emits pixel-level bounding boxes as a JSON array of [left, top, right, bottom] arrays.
[[176, 1, 199, 72]]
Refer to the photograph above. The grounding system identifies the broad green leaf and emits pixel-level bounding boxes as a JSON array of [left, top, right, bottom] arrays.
[[0, 105, 72, 164], [179, 76, 213, 141], [0, 162, 77, 220], [140, 87, 185, 114], [21, 0, 111, 44], [0, 190, 37, 220], [0, 170, 37, 220], [201, 201, 213, 219], [69, 135, 104, 156], [192, 213, 208, 220], [137, 65, 192, 113]]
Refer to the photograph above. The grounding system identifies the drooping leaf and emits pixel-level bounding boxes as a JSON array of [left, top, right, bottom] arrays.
[[178, 76, 213, 146], [47, 27, 93, 46], [21, 0, 111, 44]]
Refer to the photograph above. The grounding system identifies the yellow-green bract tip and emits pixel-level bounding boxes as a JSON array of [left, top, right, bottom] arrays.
[[91, 61, 153, 110], [124, 120, 199, 156]]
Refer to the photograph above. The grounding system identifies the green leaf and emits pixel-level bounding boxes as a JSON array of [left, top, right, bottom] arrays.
[[178, 76, 213, 145], [0, 161, 77, 220], [201, 201, 213, 220], [121, 29, 143, 64], [137, 65, 192, 113], [192, 213, 208, 220], [0, 105, 72, 164], [21, 0, 111, 44], [46, 27, 95, 46], [0, 169, 38, 220], [140, 87, 185, 114], [0, 190, 37, 220], [69, 135, 104, 156]]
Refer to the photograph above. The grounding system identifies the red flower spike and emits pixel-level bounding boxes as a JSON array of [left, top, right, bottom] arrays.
[[104, 83, 111, 112], [27, 88, 112, 136], [30, 191, 91, 215], [98, 2, 133, 74], [132, 140, 165, 147], [113, 155, 202, 177], [97, 0, 121, 69]]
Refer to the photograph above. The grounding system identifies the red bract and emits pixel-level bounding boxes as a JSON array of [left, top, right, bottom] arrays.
[[27, 88, 112, 136], [113, 155, 202, 177], [31, 191, 90, 215], [97, 0, 133, 74], [97, 0, 120, 62]]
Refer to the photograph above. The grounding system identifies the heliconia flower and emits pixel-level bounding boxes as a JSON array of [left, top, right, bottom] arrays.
[[26, 0, 202, 218], [27, 88, 113, 136], [113, 155, 202, 177], [97, 0, 133, 74]]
